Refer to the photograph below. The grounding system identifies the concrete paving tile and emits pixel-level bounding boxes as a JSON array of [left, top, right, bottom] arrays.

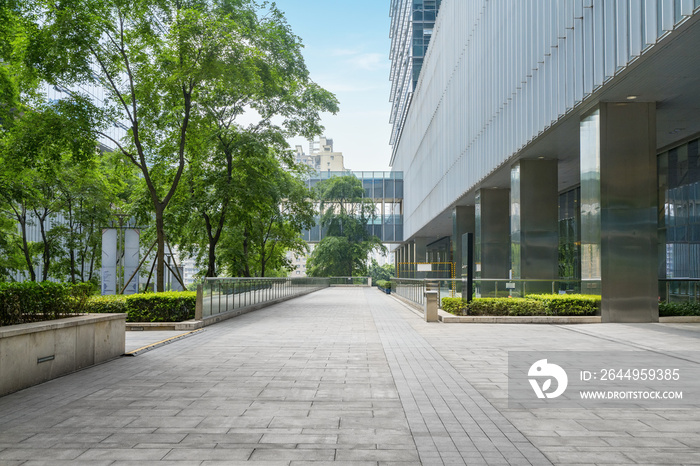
[[377, 462, 422, 466], [198, 417, 273, 429], [0, 449, 86, 460], [201, 462, 288, 466], [335, 449, 420, 462], [249, 448, 336, 461], [622, 450, 700, 464], [120, 417, 201, 429], [260, 434, 337, 445], [19, 462, 114, 466], [181, 433, 264, 444], [163, 448, 254, 460], [101, 432, 188, 444], [76, 448, 171, 460], [268, 417, 340, 429], [290, 462, 376, 466], [227, 428, 303, 435], [540, 450, 635, 464]]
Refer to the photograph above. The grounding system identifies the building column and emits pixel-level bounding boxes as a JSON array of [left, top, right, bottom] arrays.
[[415, 237, 427, 264], [580, 102, 658, 323], [510, 159, 559, 284], [475, 189, 510, 279], [452, 206, 475, 278]]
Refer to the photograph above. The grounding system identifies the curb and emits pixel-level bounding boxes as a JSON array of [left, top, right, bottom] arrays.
[[125, 329, 204, 356]]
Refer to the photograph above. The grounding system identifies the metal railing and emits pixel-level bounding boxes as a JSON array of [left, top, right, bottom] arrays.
[[393, 278, 426, 305], [659, 279, 700, 303], [201, 277, 330, 319], [391, 278, 588, 308], [475, 279, 584, 298], [329, 276, 372, 286]]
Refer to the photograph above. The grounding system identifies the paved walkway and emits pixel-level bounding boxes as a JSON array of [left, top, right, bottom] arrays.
[[0, 288, 699, 465]]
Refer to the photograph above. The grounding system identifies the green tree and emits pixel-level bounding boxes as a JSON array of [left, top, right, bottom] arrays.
[[368, 259, 394, 282], [307, 176, 385, 277], [27, 0, 337, 290], [0, 97, 103, 281], [53, 152, 133, 283], [207, 144, 315, 277]]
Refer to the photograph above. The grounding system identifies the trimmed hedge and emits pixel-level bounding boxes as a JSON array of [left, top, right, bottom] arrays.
[[525, 294, 600, 316], [441, 297, 468, 315], [469, 298, 547, 316], [0, 282, 91, 326], [86, 291, 196, 323], [659, 301, 700, 317], [441, 294, 601, 316], [376, 280, 391, 290]]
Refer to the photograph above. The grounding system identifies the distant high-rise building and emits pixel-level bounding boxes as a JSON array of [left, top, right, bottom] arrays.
[[294, 136, 348, 172], [388, 0, 441, 152]]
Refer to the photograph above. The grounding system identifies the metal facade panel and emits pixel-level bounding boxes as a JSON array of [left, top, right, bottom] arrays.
[[391, 0, 695, 240]]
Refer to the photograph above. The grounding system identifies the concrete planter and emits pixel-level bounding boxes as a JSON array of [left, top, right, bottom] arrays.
[[0, 313, 126, 396]]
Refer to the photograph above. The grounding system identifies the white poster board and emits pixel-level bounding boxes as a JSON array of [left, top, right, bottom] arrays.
[[101, 229, 117, 295], [123, 229, 140, 295]]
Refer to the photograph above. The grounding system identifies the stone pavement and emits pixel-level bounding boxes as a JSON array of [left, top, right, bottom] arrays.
[[125, 330, 204, 355], [0, 288, 698, 465]]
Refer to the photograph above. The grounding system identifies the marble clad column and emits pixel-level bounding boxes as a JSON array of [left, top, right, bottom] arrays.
[[475, 189, 510, 279], [510, 159, 559, 282], [414, 238, 427, 264], [580, 103, 658, 323]]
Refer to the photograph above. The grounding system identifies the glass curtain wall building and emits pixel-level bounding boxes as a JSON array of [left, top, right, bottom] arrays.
[[301, 171, 404, 244], [389, 0, 442, 150], [390, 0, 700, 322]]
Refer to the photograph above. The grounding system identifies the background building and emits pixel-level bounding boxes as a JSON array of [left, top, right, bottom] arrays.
[[390, 0, 700, 322], [289, 137, 404, 276], [294, 137, 347, 173]]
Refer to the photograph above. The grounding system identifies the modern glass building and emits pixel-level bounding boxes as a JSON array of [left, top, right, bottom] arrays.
[[389, 0, 442, 150], [301, 171, 404, 243], [390, 0, 700, 322]]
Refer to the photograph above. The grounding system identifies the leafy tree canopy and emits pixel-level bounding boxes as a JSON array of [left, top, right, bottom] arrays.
[[307, 176, 385, 277]]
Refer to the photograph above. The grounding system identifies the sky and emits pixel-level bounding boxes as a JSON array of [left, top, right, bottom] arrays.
[[271, 0, 393, 171]]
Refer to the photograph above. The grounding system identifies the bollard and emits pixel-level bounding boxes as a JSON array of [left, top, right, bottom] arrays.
[[424, 290, 438, 322]]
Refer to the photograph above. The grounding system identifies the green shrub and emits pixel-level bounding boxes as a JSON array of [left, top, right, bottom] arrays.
[[0, 282, 80, 326], [526, 294, 600, 316], [85, 295, 128, 314], [468, 298, 547, 316], [86, 291, 196, 322], [376, 280, 390, 289], [659, 301, 700, 316], [441, 297, 468, 315]]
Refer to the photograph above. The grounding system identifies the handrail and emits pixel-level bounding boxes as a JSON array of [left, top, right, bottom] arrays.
[[200, 277, 330, 319]]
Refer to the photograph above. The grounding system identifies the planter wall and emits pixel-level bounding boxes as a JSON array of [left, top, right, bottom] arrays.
[[0, 313, 126, 396]]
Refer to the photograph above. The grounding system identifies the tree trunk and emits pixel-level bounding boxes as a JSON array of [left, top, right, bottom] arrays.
[[202, 211, 223, 278], [242, 226, 251, 277], [207, 236, 217, 277], [67, 200, 76, 284], [155, 206, 165, 292], [35, 209, 50, 282], [18, 207, 36, 282]]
